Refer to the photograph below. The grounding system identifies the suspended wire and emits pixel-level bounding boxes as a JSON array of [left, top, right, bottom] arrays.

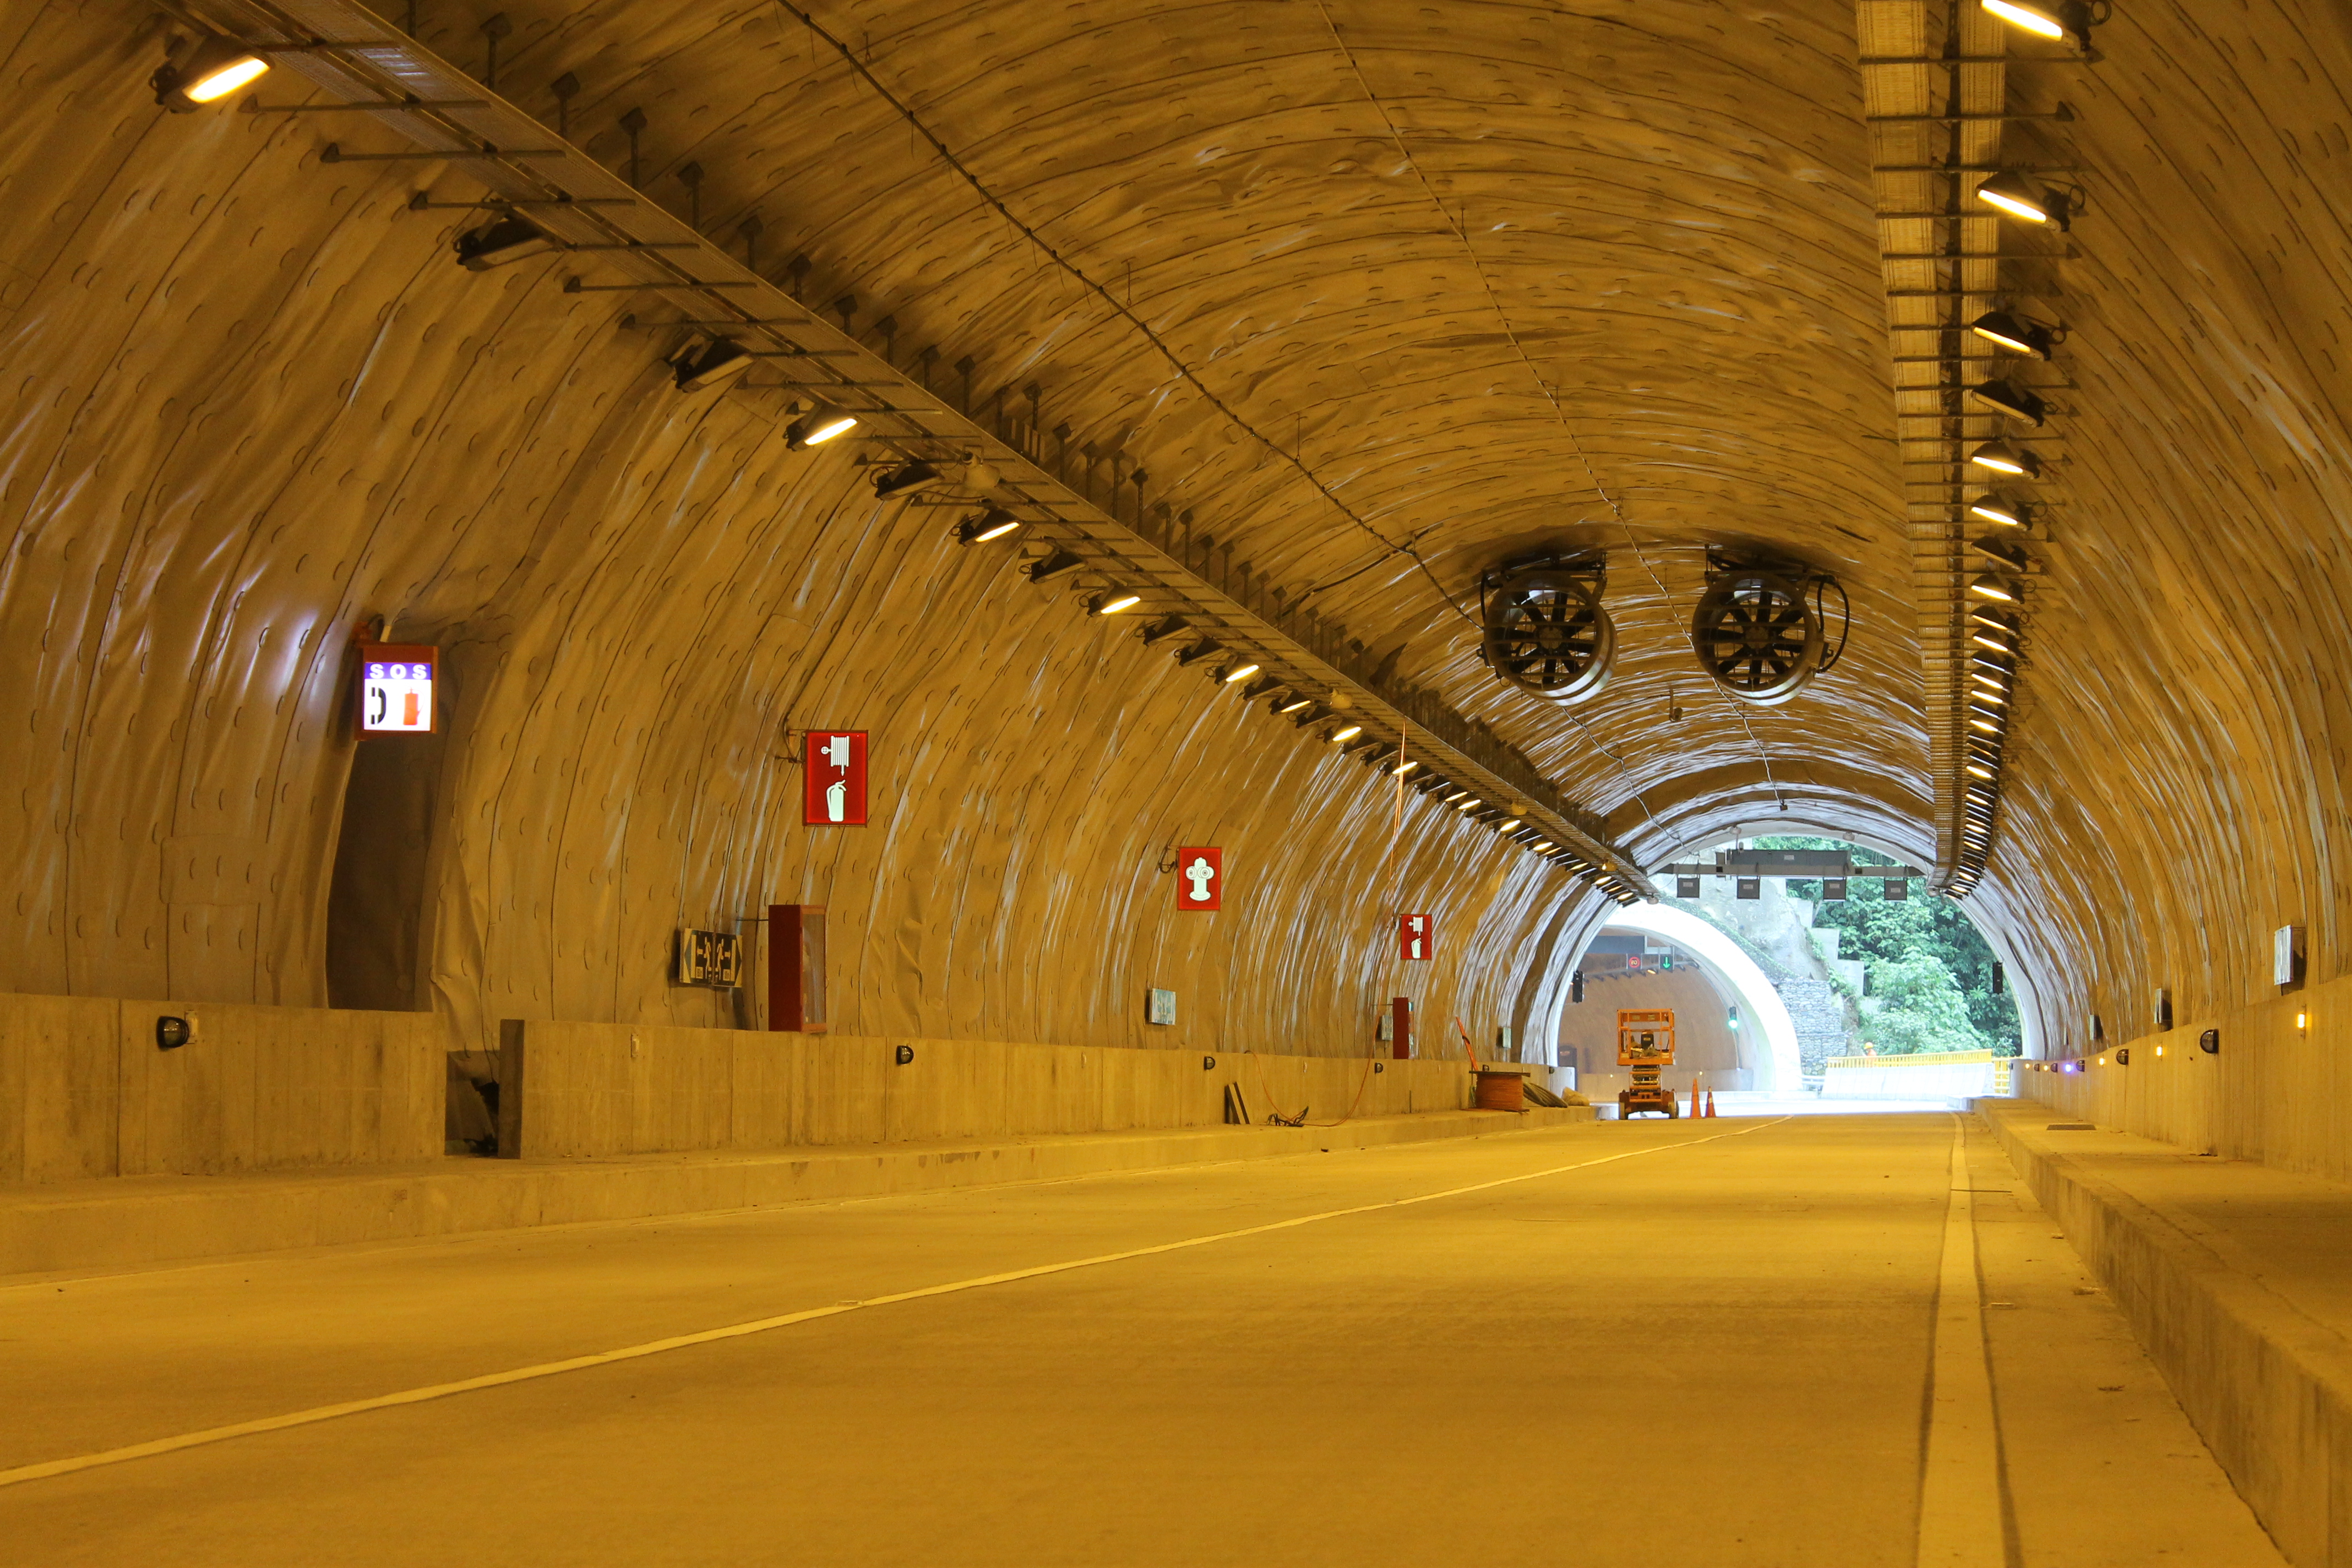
[[766, 0, 1474, 626], [1311, 3, 1790, 826]]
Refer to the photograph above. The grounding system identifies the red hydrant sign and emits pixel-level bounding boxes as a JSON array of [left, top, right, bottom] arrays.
[[1175, 847, 1223, 911], [1398, 913, 1433, 960]]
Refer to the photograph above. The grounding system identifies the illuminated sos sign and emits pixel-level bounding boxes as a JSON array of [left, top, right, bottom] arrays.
[[357, 645, 438, 735]]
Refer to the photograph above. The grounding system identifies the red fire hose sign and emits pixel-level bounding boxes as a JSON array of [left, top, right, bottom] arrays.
[[1398, 912, 1434, 960], [1175, 847, 1222, 911], [804, 731, 868, 825]]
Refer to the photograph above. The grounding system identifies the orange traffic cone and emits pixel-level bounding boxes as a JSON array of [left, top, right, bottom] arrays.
[[1705, 1089, 1718, 1118]]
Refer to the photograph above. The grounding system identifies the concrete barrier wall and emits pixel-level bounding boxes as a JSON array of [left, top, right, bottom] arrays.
[[498, 1020, 1479, 1159], [2015, 973, 2352, 1182], [3, 990, 1492, 1180], [1822, 1050, 2008, 1100], [0, 992, 449, 1180]]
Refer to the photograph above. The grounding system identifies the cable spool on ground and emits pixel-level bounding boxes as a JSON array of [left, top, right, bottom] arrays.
[[1480, 565, 1615, 704], [1689, 570, 1827, 706]]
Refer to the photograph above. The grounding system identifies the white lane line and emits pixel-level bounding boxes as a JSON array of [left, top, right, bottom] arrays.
[[1916, 1114, 2010, 1568], [0, 1117, 1790, 1490]]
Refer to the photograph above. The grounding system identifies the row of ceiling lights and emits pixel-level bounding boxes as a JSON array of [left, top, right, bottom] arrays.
[[145, 17, 1656, 906], [1941, 0, 2100, 895], [941, 514, 1646, 905]]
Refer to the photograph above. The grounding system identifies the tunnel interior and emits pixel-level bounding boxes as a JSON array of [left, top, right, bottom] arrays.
[[4, 0, 2342, 1076], [5, 1, 2351, 1561]]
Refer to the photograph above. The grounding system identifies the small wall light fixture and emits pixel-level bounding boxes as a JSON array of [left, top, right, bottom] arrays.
[[672, 339, 755, 393], [954, 506, 1022, 545], [1969, 439, 2044, 478], [785, 401, 858, 449], [1969, 493, 2031, 529], [1968, 379, 2050, 425], [1975, 170, 2073, 229], [455, 215, 559, 270], [1969, 309, 2060, 359], [1980, 0, 2099, 47], [153, 33, 270, 111]]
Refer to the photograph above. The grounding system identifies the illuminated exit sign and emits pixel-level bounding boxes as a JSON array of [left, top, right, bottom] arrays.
[[357, 645, 438, 735]]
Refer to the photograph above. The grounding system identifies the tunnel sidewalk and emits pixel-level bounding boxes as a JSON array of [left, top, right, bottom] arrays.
[[1979, 1098, 2352, 1566], [0, 1105, 1592, 1282]]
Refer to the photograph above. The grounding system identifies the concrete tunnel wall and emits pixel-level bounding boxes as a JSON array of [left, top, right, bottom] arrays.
[[1, 2, 2348, 1079]]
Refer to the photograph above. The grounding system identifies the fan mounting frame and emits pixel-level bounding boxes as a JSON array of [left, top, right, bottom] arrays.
[[1478, 552, 1618, 705]]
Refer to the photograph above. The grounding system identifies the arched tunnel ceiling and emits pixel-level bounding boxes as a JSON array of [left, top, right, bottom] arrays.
[[1, 0, 2346, 1064], [556, 0, 1925, 836]]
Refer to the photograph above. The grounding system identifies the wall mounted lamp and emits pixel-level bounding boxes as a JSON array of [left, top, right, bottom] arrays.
[[954, 506, 1022, 545], [1969, 439, 2044, 478], [153, 32, 270, 111], [1969, 309, 2061, 358], [672, 338, 754, 393], [455, 215, 559, 270], [785, 401, 858, 449]]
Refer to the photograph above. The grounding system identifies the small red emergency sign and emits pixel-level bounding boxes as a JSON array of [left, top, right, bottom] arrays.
[[804, 731, 868, 825], [1398, 912, 1434, 961], [1175, 846, 1223, 911]]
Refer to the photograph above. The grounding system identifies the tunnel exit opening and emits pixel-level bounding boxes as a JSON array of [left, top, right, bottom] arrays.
[[1550, 832, 2033, 1107]]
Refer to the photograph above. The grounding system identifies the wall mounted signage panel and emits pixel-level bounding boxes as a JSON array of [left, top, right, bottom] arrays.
[[1398, 913, 1433, 961], [1146, 988, 1177, 1026], [804, 731, 868, 825], [674, 928, 743, 989], [1175, 846, 1223, 911], [357, 644, 438, 735]]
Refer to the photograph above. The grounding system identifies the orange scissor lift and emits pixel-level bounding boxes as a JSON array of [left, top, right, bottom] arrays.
[[1616, 1008, 1679, 1119]]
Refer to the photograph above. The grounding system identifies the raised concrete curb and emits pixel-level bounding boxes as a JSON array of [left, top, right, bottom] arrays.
[[1, 1105, 1593, 1280], [1978, 1098, 2352, 1567]]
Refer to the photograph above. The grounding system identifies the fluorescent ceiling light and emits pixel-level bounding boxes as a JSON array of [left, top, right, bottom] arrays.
[[1096, 593, 1141, 616], [1968, 439, 2042, 477], [1968, 379, 2049, 426], [1968, 493, 2028, 527], [1221, 663, 1260, 682], [1976, 171, 2055, 224], [1968, 573, 2018, 602], [787, 402, 858, 449], [154, 35, 270, 111], [1969, 310, 2055, 358]]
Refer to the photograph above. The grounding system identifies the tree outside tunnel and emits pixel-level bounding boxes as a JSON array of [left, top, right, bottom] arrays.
[[1667, 836, 2022, 1060]]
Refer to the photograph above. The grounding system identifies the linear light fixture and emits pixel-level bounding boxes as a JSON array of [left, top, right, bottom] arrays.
[[1969, 439, 2044, 478], [455, 216, 559, 270], [672, 338, 754, 392], [1970, 309, 2058, 359], [1329, 725, 1363, 744], [153, 33, 270, 111], [1968, 573, 2019, 603], [1221, 662, 1260, 683], [1980, 0, 2097, 45], [1968, 379, 2050, 425], [1975, 171, 2065, 226], [1972, 535, 2034, 571], [786, 401, 858, 449], [1968, 493, 2030, 527], [954, 507, 1021, 545], [1274, 695, 1314, 715], [1092, 592, 1142, 616]]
